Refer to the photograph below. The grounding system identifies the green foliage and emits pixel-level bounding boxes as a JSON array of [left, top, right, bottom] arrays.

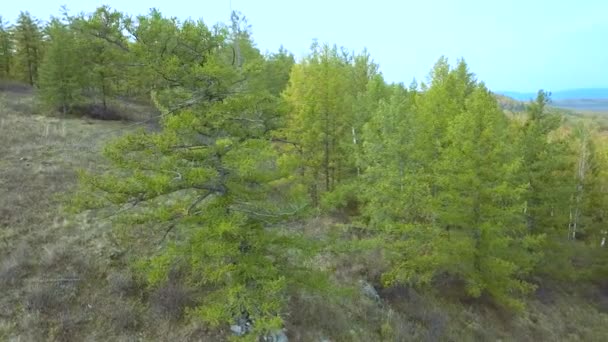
[[71, 6, 130, 111], [0, 16, 13, 78], [361, 83, 420, 225], [282, 43, 380, 205], [520, 91, 569, 232], [69, 9, 332, 337], [363, 59, 541, 310], [38, 18, 86, 113], [3, 4, 608, 341], [12, 11, 43, 86], [23, 3, 602, 336], [430, 85, 540, 309], [257, 46, 294, 97]]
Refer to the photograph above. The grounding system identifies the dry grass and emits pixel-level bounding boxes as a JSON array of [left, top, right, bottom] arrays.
[[150, 281, 194, 321], [110, 302, 141, 332], [0, 242, 31, 286], [107, 271, 137, 298], [0, 88, 204, 340], [25, 284, 64, 314], [0, 89, 147, 340], [2, 88, 608, 341]]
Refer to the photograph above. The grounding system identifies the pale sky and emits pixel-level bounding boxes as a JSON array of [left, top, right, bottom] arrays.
[[2, 0, 607, 92]]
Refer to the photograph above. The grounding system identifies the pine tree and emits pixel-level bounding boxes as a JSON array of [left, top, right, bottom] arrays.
[[520, 91, 568, 234], [258, 46, 295, 97], [0, 16, 13, 79], [71, 11, 329, 337], [282, 43, 378, 205], [38, 18, 85, 113], [580, 132, 608, 280], [13, 11, 43, 86], [383, 85, 540, 310], [72, 6, 129, 112], [282, 43, 346, 203], [361, 83, 419, 225], [407, 58, 477, 222], [518, 91, 576, 278], [435, 85, 539, 308]]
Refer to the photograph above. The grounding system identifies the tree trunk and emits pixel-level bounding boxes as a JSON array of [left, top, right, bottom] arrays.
[[352, 126, 360, 177], [569, 134, 588, 240], [324, 111, 330, 192]]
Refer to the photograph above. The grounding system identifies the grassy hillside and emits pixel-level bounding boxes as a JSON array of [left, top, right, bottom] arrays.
[[1, 88, 608, 341]]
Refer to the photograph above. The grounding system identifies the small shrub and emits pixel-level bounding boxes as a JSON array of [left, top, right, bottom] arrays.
[[26, 285, 62, 314], [0, 259, 25, 287], [52, 311, 78, 342], [0, 243, 31, 286], [110, 303, 140, 332], [71, 104, 127, 121], [40, 244, 70, 269], [108, 271, 136, 298], [150, 282, 193, 321], [379, 285, 448, 341], [20, 312, 49, 341], [286, 293, 354, 341]]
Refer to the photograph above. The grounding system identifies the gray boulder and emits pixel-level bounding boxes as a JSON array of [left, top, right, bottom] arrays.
[[262, 329, 288, 342], [359, 280, 381, 303]]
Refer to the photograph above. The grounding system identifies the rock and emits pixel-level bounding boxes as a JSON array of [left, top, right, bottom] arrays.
[[359, 280, 381, 303], [230, 324, 246, 336], [262, 330, 288, 342], [230, 315, 252, 336], [108, 248, 125, 260]]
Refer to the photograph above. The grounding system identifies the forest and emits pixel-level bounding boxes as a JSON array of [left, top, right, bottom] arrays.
[[0, 6, 607, 341]]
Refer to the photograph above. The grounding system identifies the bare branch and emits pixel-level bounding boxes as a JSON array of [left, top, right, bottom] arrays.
[[159, 223, 176, 244], [188, 192, 213, 214], [28, 278, 81, 284]]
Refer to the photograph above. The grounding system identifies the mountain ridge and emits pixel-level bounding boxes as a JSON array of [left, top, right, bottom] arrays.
[[497, 88, 608, 101]]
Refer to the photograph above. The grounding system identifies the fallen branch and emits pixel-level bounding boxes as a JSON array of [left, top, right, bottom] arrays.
[[28, 278, 81, 284]]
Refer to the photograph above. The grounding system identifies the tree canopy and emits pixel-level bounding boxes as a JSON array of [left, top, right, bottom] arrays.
[[0, 5, 606, 339]]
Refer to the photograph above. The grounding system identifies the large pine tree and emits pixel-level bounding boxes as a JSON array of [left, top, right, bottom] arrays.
[[282, 43, 379, 205], [71, 6, 130, 112], [13, 11, 43, 86], [38, 18, 86, 113], [0, 16, 13, 79], [72, 10, 328, 336], [434, 85, 539, 308]]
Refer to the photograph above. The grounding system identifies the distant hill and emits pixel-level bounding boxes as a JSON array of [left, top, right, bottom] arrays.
[[551, 98, 608, 112], [497, 88, 608, 101], [494, 93, 525, 112], [497, 89, 608, 112]]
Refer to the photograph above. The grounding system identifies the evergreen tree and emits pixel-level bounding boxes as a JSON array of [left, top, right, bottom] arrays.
[[384, 85, 540, 310], [0, 16, 13, 79], [518, 91, 576, 277], [38, 18, 86, 113], [408, 58, 477, 222], [259, 46, 295, 97], [282, 43, 347, 203], [361, 83, 419, 225], [72, 6, 129, 111], [520, 91, 568, 234], [13, 11, 43, 86], [72, 11, 328, 336], [282, 43, 378, 205], [580, 132, 608, 280]]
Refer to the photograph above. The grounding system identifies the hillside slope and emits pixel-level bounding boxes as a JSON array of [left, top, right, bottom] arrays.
[[1, 90, 608, 341], [498, 88, 608, 101]]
